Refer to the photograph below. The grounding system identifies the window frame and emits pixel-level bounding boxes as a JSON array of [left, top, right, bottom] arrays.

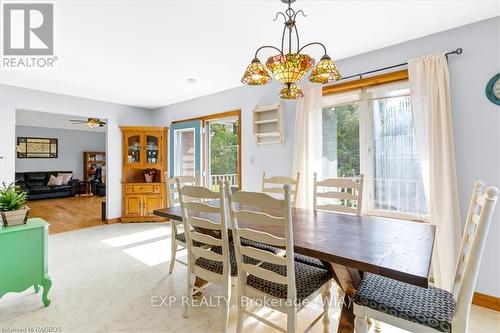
[[323, 71, 428, 222]]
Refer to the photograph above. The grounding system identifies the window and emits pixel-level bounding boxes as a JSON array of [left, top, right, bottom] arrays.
[[322, 81, 427, 219], [322, 91, 360, 178]]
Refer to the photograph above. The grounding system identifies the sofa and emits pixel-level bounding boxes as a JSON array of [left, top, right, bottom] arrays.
[[15, 171, 80, 200], [91, 167, 106, 197]]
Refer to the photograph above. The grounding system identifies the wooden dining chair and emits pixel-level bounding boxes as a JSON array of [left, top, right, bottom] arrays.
[[353, 181, 498, 333], [262, 172, 300, 207], [313, 173, 364, 215], [165, 171, 200, 274], [176, 179, 232, 333], [225, 181, 334, 333]]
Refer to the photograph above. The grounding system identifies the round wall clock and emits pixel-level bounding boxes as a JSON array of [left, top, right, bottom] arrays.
[[485, 73, 500, 106]]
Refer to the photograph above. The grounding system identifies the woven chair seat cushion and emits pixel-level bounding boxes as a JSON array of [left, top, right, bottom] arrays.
[[240, 238, 284, 255], [246, 261, 332, 303], [195, 242, 259, 277], [241, 237, 326, 269], [353, 273, 456, 333], [294, 253, 325, 269]]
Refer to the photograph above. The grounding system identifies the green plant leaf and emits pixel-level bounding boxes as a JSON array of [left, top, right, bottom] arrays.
[[0, 182, 27, 211]]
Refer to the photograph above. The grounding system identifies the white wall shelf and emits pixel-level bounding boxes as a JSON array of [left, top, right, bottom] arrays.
[[253, 103, 283, 145]]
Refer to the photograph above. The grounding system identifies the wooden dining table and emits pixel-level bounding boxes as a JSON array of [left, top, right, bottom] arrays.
[[153, 205, 435, 333]]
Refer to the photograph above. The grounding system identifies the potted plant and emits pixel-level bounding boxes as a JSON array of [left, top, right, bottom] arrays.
[[143, 169, 156, 183], [0, 182, 29, 227]]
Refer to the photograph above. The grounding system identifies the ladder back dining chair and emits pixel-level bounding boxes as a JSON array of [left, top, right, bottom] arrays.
[[353, 181, 498, 333], [313, 173, 364, 215], [176, 179, 232, 333], [225, 181, 334, 333], [165, 171, 200, 273], [262, 172, 300, 207]]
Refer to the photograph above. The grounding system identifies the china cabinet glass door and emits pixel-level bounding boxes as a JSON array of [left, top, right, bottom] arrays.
[[145, 133, 161, 165], [125, 133, 142, 165]]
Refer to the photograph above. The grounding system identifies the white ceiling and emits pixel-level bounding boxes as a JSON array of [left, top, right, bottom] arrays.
[[16, 110, 107, 133], [1, 0, 499, 109]]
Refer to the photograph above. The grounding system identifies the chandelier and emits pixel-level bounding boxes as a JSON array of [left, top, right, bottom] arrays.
[[241, 0, 341, 99]]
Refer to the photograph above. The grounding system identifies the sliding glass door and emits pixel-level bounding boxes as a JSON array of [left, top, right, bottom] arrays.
[[206, 116, 240, 191], [169, 120, 202, 178]]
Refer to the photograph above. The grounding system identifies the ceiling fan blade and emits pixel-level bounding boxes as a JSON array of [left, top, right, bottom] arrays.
[[70, 120, 87, 123]]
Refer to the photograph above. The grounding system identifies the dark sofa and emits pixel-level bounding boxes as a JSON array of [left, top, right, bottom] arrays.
[[15, 171, 80, 200], [91, 167, 106, 197]]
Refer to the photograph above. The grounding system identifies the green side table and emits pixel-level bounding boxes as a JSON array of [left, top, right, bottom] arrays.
[[0, 218, 52, 307]]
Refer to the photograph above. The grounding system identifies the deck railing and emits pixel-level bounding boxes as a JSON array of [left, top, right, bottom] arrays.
[[209, 174, 238, 189], [373, 177, 426, 215]]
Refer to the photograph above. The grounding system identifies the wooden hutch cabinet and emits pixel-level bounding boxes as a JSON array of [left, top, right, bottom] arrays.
[[120, 126, 168, 222]]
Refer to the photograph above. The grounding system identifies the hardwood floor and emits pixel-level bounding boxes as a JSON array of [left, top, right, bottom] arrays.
[[27, 196, 106, 234]]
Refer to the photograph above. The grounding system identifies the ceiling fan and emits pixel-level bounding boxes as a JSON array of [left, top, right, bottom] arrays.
[[70, 118, 106, 129]]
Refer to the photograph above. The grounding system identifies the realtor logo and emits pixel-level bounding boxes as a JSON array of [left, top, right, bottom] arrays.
[[3, 3, 53, 56]]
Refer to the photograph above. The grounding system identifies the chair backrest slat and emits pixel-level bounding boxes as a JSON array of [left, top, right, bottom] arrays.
[[189, 228, 223, 247], [191, 246, 223, 262], [316, 204, 357, 215], [234, 210, 284, 227], [316, 177, 362, 189], [187, 216, 221, 230], [317, 191, 359, 201], [166, 171, 200, 207], [184, 201, 220, 214], [182, 185, 220, 200], [452, 182, 497, 332], [232, 191, 284, 209], [238, 229, 287, 247], [262, 172, 300, 207], [313, 173, 364, 215], [226, 182, 296, 302], [453, 181, 483, 297], [240, 245, 287, 266], [242, 263, 289, 285]]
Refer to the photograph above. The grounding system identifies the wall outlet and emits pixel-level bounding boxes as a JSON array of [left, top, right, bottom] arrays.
[[250, 156, 255, 165]]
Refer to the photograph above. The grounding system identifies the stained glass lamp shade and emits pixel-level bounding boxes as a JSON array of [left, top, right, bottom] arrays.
[[241, 58, 272, 85], [309, 55, 341, 84], [279, 83, 304, 99], [266, 53, 315, 84], [241, 0, 341, 99]]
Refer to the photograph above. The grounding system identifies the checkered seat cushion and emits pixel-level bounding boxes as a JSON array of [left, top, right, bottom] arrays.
[[195, 242, 259, 277], [353, 273, 456, 333], [240, 238, 284, 255], [175, 232, 205, 247], [294, 254, 325, 269], [240, 238, 326, 269], [246, 261, 332, 303]]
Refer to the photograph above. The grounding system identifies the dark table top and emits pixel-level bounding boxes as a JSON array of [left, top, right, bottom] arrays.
[[154, 205, 435, 288]]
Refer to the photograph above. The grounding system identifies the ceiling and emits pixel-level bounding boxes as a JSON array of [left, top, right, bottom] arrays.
[[1, 0, 498, 109], [16, 110, 107, 133]]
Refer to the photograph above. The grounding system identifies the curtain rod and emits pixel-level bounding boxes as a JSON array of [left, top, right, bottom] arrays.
[[339, 47, 463, 81]]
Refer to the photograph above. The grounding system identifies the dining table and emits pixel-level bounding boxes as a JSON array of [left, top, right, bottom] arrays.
[[153, 204, 435, 333]]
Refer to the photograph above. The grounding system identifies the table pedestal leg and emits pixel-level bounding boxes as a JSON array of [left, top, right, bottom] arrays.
[[193, 277, 207, 297], [325, 263, 362, 333]]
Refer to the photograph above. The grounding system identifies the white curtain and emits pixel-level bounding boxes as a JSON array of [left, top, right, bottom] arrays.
[[292, 84, 323, 209], [408, 52, 461, 292]]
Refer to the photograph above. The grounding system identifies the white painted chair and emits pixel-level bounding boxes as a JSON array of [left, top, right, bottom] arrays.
[[353, 181, 498, 333], [262, 172, 300, 207], [176, 179, 232, 333], [313, 173, 364, 215], [165, 171, 200, 274], [225, 181, 333, 333]]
